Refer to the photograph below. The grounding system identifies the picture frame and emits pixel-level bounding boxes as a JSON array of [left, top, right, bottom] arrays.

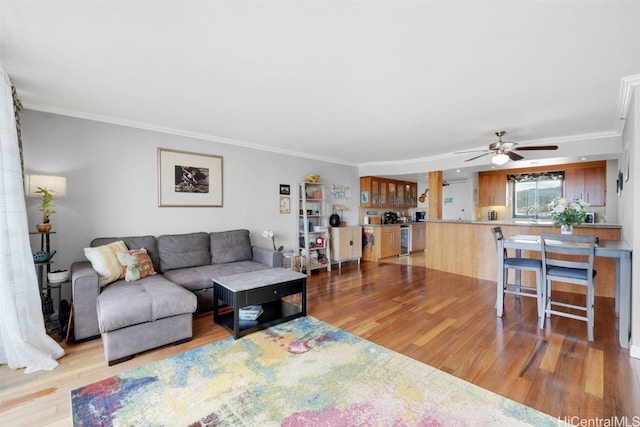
[[279, 184, 290, 195], [158, 148, 223, 207], [280, 196, 290, 214]]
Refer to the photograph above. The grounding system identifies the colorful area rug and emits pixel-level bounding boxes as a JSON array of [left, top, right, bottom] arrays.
[[71, 317, 559, 426]]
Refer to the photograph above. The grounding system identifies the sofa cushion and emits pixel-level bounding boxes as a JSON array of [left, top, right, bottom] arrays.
[[210, 229, 253, 264], [92, 236, 160, 273], [84, 241, 128, 287], [96, 275, 197, 333], [116, 248, 156, 282], [158, 232, 210, 272], [163, 261, 270, 292]]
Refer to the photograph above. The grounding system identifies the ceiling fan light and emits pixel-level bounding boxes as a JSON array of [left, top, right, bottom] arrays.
[[492, 153, 510, 165]]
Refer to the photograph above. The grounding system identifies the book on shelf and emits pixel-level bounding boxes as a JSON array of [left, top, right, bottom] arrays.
[[239, 305, 263, 320]]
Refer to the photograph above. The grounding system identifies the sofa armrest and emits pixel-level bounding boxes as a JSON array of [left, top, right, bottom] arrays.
[[252, 246, 283, 268], [71, 261, 101, 341]]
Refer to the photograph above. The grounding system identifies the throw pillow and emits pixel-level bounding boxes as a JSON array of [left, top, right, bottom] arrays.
[[84, 240, 128, 286], [116, 248, 156, 282]]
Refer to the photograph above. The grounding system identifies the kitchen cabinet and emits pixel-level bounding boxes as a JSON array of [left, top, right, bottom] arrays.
[[362, 225, 401, 261], [360, 177, 418, 208], [410, 223, 426, 252], [388, 181, 396, 207], [330, 226, 362, 270], [565, 166, 606, 206], [396, 182, 404, 207], [478, 173, 507, 206]]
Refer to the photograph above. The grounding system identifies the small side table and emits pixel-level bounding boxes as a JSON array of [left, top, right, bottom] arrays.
[[284, 254, 303, 272]]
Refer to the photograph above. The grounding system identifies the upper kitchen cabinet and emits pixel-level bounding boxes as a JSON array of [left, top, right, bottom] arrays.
[[478, 173, 507, 206], [360, 177, 418, 208], [565, 163, 606, 206]]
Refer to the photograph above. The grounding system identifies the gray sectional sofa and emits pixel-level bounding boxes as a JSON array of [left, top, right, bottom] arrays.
[[71, 229, 283, 365]]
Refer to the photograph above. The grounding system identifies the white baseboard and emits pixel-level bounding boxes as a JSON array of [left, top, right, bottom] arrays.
[[630, 343, 640, 359]]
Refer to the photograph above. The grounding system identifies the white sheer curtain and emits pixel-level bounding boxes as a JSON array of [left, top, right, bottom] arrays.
[[0, 68, 64, 372]]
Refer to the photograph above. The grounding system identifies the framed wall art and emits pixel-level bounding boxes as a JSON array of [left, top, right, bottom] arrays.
[[280, 196, 290, 214], [158, 148, 223, 207], [279, 184, 290, 195]]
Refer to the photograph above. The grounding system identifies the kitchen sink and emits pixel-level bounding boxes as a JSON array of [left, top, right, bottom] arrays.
[[512, 219, 554, 225]]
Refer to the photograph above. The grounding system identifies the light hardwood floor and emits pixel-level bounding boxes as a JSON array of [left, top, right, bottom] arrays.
[[1, 257, 639, 425]]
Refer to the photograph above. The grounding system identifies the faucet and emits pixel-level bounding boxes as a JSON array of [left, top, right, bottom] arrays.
[[525, 207, 538, 220]]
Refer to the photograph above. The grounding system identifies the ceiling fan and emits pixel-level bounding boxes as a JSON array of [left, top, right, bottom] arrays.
[[457, 131, 559, 165]]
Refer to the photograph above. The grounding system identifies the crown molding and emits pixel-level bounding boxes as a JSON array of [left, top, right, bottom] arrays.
[[615, 74, 640, 134], [22, 102, 359, 167]]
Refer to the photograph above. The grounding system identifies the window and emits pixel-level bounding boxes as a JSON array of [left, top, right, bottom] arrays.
[[510, 172, 564, 218]]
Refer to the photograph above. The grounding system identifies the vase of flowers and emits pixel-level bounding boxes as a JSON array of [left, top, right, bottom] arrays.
[[262, 230, 284, 252], [548, 197, 589, 234]]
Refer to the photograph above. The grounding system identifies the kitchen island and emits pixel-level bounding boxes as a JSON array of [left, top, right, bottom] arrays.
[[423, 219, 622, 297]]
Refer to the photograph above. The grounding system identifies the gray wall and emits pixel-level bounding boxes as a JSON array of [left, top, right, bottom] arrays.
[[22, 110, 359, 290]]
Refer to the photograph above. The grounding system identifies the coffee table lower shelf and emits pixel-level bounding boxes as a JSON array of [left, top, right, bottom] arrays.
[[216, 299, 303, 339]]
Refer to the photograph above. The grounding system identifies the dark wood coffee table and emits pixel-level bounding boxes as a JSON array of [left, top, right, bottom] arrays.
[[213, 268, 307, 339]]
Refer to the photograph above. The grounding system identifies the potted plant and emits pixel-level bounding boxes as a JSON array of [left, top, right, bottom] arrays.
[[34, 186, 55, 232]]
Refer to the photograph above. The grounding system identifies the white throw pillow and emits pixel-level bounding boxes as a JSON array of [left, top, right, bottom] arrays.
[[84, 241, 128, 286]]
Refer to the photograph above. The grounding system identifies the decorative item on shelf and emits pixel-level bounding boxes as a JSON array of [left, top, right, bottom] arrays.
[[305, 174, 319, 183], [25, 174, 67, 232], [262, 230, 284, 252], [47, 269, 69, 284], [33, 250, 56, 263], [330, 204, 347, 227], [549, 197, 589, 234]]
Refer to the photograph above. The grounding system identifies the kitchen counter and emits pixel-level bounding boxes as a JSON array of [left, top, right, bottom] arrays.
[[419, 218, 621, 229], [423, 220, 622, 298], [361, 219, 620, 229]]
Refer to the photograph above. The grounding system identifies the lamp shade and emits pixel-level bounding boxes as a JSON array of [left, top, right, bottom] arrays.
[[25, 175, 67, 197], [491, 153, 510, 166]]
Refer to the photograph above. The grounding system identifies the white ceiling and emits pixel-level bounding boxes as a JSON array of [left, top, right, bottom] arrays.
[[2, 1, 639, 177]]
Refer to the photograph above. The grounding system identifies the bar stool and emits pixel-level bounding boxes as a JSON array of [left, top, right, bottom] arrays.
[[491, 227, 544, 318], [539, 233, 597, 341]]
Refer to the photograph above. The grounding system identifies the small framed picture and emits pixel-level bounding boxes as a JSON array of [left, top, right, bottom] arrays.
[[280, 196, 290, 214], [280, 184, 290, 195]]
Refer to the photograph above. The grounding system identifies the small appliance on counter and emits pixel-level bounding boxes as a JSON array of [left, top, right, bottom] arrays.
[[383, 212, 398, 224], [584, 212, 595, 223], [415, 211, 426, 222], [488, 210, 497, 221]]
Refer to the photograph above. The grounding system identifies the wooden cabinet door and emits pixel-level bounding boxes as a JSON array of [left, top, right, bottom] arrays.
[[387, 181, 396, 208], [584, 167, 605, 206], [411, 223, 426, 252], [380, 226, 400, 258], [360, 177, 372, 207], [396, 182, 404, 207], [478, 174, 506, 206], [371, 178, 379, 207], [350, 227, 363, 258], [565, 167, 605, 206], [379, 179, 387, 207], [564, 169, 584, 200]]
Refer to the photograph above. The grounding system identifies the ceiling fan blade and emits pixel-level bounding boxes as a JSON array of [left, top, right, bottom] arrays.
[[507, 151, 524, 161], [514, 145, 558, 151], [454, 149, 490, 154], [464, 152, 492, 162]]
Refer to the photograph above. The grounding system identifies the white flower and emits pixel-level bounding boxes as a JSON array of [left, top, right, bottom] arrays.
[[262, 230, 282, 251], [548, 197, 589, 226], [262, 230, 275, 238]]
